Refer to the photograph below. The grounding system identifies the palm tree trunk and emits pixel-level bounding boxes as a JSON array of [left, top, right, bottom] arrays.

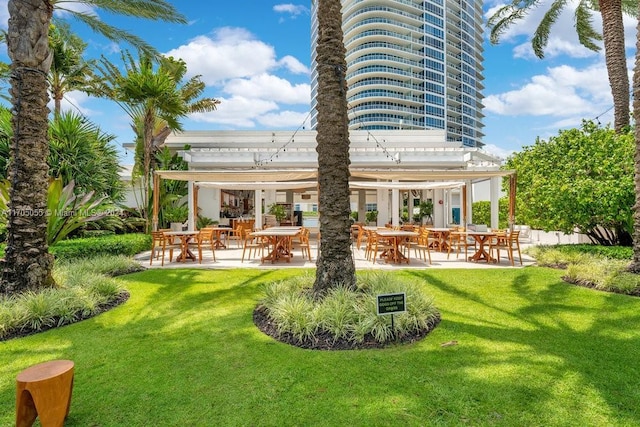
[[1, 0, 55, 294], [600, 0, 630, 132], [313, 0, 356, 296], [629, 12, 640, 272]]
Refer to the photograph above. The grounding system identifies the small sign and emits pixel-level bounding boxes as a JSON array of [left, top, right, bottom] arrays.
[[376, 293, 406, 315]]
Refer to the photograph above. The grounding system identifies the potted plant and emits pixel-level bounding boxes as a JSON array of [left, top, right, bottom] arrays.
[[418, 200, 434, 225], [268, 203, 288, 224], [365, 210, 378, 225]]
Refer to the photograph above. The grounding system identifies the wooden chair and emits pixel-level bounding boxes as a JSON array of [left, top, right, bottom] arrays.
[[371, 232, 394, 264], [191, 229, 216, 262], [413, 228, 434, 265], [160, 232, 182, 266], [297, 228, 312, 261], [447, 230, 476, 261], [227, 225, 244, 248], [490, 230, 522, 266], [149, 231, 165, 265], [241, 228, 267, 262]]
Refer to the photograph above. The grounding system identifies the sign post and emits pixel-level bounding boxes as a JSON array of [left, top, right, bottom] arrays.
[[376, 293, 406, 339]]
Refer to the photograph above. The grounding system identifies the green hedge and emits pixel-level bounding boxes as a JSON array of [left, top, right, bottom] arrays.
[[552, 244, 632, 260], [0, 233, 151, 261]]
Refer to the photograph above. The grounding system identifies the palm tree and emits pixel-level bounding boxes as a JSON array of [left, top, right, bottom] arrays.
[[312, 0, 357, 296], [629, 15, 640, 272], [48, 22, 96, 116], [487, 0, 637, 133], [1, 0, 186, 295], [92, 51, 220, 230]]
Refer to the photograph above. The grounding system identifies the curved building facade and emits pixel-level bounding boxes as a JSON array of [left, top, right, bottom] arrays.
[[311, 0, 485, 147]]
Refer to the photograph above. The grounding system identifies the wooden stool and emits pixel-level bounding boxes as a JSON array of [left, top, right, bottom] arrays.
[[16, 360, 74, 427]]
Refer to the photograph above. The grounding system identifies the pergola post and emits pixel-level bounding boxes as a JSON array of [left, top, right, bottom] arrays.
[[152, 172, 160, 232], [193, 184, 199, 229], [509, 173, 516, 231]]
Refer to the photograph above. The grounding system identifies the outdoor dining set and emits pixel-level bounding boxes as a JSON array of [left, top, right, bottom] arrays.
[[148, 223, 523, 267], [149, 225, 313, 266]]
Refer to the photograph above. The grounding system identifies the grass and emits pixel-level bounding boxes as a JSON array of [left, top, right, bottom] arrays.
[[1, 267, 639, 426]]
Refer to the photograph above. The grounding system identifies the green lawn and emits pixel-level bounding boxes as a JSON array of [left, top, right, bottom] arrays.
[[1, 267, 639, 426]]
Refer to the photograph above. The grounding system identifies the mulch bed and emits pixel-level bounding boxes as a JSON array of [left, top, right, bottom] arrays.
[[0, 291, 130, 342], [253, 304, 441, 351]]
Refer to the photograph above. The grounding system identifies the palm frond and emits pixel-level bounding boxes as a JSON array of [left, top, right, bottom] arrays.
[[64, 12, 161, 58], [532, 0, 570, 58], [574, 1, 602, 52], [55, 0, 187, 24]]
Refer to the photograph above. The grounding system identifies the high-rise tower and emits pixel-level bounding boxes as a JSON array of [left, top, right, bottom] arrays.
[[310, 0, 485, 147]]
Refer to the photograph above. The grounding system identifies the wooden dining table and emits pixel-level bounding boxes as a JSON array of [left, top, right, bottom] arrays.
[[374, 230, 418, 264], [464, 231, 497, 263], [426, 227, 453, 252], [209, 227, 232, 249], [163, 230, 200, 262], [251, 226, 302, 263]]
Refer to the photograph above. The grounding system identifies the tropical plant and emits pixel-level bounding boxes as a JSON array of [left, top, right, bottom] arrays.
[[48, 22, 97, 116], [49, 111, 124, 201], [268, 203, 288, 223], [365, 210, 378, 224], [46, 177, 119, 246], [2, 0, 186, 295], [505, 120, 634, 245], [313, 0, 357, 295], [91, 51, 219, 228], [0, 107, 123, 202], [487, 0, 637, 132]]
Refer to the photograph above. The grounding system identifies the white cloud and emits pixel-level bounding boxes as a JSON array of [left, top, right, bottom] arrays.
[[273, 4, 310, 17], [481, 143, 513, 161], [278, 55, 310, 74], [257, 110, 310, 128], [189, 96, 279, 128], [165, 28, 279, 85], [223, 74, 310, 105], [484, 63, 612, 118]]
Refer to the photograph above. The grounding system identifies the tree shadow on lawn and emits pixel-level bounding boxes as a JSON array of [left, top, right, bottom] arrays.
[[3, 268, 640, 425], [406, 269, 640, 423]]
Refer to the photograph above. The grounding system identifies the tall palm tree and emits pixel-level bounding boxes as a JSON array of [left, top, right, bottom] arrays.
[[630, 14, 640, 272], [1, 0, 186, 295], [487, 0, 637, 133], [49, 22, 96, 116], [92, 51, 220, 229], [312, 0, 357, 296]]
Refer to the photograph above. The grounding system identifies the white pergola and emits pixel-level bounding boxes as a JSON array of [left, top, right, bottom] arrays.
[[143, 129, 515, 230]]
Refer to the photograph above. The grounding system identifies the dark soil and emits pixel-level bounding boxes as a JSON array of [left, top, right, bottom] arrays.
[[0, 291, 130, 342], [253, 304, 441, 351]]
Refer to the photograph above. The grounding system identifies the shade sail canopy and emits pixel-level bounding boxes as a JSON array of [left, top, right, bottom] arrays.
[[155, 168, 514, 184]]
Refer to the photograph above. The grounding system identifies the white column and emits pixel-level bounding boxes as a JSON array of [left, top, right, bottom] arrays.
[[433, 188, 445, 227], [391, 181, 400, 227], [187, 181, 195, 230], [490, 176, 500, 230], [377, 187, 389, 226], [465, 180, 472, 226], [358, 190, 366, 223], [254, 188, 262, 230]]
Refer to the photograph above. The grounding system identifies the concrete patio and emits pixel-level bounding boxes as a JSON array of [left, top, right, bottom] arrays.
[[136, 235, 539, 270]]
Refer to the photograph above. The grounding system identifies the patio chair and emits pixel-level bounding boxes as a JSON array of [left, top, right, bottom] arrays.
[[160, 232, 182, 266], [370, 232, 394, 264], [193, 228, 216, 262], [490, 230, 522, 266], [413, 228, 434, 265], [149, 231, 165, 265], [447, 230, 476, 260], [241, 228, 267, 262]]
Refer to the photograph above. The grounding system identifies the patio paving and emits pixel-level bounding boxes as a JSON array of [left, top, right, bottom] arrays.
[[136, 237, 537, 270]]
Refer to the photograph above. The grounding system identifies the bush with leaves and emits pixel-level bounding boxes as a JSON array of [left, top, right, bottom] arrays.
[[505, 121, 633, 245]]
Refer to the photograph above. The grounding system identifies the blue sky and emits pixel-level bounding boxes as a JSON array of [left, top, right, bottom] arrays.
[[0, 1, 636, 164]]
